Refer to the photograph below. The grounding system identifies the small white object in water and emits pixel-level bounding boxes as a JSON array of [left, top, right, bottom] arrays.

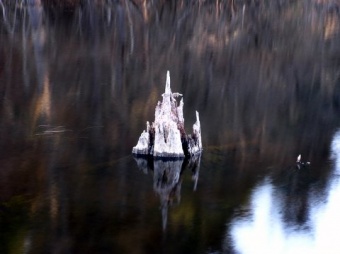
[[296, 154, 311, 169], [297, 154, 301, 163]]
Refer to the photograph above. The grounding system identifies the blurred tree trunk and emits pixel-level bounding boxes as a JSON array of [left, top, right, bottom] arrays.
[[27, 0, 41, 5]]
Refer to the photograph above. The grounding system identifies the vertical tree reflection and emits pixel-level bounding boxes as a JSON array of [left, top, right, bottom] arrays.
[[0, 0, 340, 253]]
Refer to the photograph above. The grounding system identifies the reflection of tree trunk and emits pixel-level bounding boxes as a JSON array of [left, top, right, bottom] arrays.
[[28, 0, 41, 4], [142, 0, 148, 22], [229, 0, 236, 19], [28, 0, 44, 88], [123, 0, 134, 55], [233, 89, 246, 164], [27, 1, 51, 128], [216, 0, 220, 17], [143, 22, 150, 74], [32, 74, 51, 125], [111, 4, 125, 96], [0, 0, 7, 23], [22, 7, 29, 89]]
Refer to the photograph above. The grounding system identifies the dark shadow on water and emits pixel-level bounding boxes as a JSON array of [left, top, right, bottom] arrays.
[[133, 154, 201, 231]]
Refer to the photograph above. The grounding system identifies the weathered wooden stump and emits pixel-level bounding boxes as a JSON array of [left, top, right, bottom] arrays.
[[132, 71, 202, 158]]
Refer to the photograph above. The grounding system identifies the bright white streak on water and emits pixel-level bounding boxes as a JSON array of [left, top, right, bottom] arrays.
[[229, 130, 340, 254]]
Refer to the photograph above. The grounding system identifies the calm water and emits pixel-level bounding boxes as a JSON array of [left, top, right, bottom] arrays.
[[1, 2, 340, 253]]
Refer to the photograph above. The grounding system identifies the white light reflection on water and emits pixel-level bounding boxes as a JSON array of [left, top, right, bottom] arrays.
[[229, 130, 340, 254]]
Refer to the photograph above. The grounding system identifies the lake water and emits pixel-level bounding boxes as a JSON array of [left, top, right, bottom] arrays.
[[1, 1, 340, 253]]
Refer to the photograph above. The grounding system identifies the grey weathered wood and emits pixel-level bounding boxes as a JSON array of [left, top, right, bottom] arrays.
[[132, 71, 202, 157]]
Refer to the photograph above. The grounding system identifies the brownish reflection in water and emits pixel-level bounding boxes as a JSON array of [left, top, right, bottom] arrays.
[[0, 1, 340, 253]]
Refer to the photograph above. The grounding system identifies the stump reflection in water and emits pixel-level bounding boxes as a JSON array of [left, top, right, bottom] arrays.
[[133, 154, 201, 230]]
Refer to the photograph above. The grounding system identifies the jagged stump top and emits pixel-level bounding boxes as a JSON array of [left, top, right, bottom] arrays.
[[132, 71, 202, 158]]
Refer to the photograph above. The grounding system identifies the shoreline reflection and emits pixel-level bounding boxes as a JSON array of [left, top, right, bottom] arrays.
[[134, 155, 201, 230], [229, 130, 340, 254]]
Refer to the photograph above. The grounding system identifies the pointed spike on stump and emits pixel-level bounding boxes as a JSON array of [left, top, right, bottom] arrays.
[[165, 70, 171, 95], [196, 111, 200, 124]]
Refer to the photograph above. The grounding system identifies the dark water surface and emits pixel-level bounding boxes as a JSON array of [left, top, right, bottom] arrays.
[[1, 1, 340, 253]]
